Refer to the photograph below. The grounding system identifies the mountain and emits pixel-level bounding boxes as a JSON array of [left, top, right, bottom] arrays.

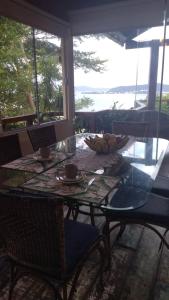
[[75, 86, 108, 93], [107, 84, 169, 94], [75, 84, 169, 94]]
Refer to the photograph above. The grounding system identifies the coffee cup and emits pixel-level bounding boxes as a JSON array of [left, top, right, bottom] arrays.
[[39, 147, 50, 159], [65, 163, 78, 179]]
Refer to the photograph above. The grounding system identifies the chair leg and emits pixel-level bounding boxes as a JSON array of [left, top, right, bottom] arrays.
[[159, 228, 169, 252], [102, 220, 111, 268], [54, 288, 64, 300], [65, 206, 72, 219], [102, 220, 126, 269], [62, 285, 67, 300], [8, 262, 16, 300], [98, 239, 107, 291], [72, 206, 79, 221], [90, 205, 96, 226], [66, 205, 79, 221], [116, 223, 126, 241], [68, 237, 106, 300]]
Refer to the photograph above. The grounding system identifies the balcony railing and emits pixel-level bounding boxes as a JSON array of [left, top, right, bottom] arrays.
[[0, 110, 115, 132], [1, 108, 169, 141], [1, 108, 148, 134], [1, 114, 37, 131]]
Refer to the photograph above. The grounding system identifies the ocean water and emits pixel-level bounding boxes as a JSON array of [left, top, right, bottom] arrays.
[[75, 92, 147, 111]]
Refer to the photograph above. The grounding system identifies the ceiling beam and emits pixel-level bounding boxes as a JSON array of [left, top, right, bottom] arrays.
[[69, 0, 166, 36], [0, 0, 70, 37], [126, 39, 169, 49]]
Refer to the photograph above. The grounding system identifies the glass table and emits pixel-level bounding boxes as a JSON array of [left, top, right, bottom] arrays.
[[3, 148, 74, 174], [108, 137, 168, 210], [0, 167, 36, 189], [20, 133, 169, 211]]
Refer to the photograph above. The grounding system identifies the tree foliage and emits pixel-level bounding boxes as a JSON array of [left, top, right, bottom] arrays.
[[156, 94, 169, 113], [0, 17, 33, 116], [75, 96, 94, 111], [74, 50, 106, 73], [0, 17, 107, 117]]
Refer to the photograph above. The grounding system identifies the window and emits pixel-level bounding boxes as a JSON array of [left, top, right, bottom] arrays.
[[0, 16, 65, 130]]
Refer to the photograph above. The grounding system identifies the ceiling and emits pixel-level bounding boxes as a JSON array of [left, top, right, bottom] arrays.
[[66, 0, 127, 11], [24, 0, 150, 45], [25, 0, 68, 20], [25, 0, 129, 20]]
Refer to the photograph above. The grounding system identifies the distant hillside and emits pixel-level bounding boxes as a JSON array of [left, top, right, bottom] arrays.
[[75, 84, 169, 94], [75, 86, 108, 93], [107, 84, 169, 94]]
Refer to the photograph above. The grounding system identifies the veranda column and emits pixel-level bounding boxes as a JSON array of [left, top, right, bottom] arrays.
[[0, 111, 3, 135], [147, 40, 159, 110], [61, 31, 75, 134]]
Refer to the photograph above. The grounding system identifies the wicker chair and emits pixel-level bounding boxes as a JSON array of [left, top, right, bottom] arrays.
[[0, 191, 106, 300], [102, 187, 169, 254], [0, 134, 22, 166], [112, 121, 150, 137], [27, 124, 57, 152]]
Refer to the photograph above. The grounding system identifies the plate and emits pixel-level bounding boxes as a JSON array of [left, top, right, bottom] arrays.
[[56, 174, 84, 184], [33, 154, 54, 162]]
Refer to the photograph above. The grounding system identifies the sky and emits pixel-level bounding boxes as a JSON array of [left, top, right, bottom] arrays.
[[74, 26, 169, 89]]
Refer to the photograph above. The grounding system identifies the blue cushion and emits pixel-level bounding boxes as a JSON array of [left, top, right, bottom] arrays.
[[64, 219, 100, 273]]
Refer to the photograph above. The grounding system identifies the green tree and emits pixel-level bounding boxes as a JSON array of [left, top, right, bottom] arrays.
[[0, 17, 34, 116], [75, 96, 94, 111], [0, 17, 107, 118], [73, 36, 106, 73], [156, 94, 169, 113]]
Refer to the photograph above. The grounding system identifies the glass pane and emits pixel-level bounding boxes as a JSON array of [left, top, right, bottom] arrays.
[[34, 29, 64, 122], [0, 16, 35, 129], [73, 6, 165, 136], [0, 16, 65, 131], [74, 31, 150, 113], [158, 24, 169, 114]]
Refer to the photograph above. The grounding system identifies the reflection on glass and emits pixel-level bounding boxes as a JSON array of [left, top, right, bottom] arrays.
[[0, 168, 34, 188], [122, 137, 168, 166]]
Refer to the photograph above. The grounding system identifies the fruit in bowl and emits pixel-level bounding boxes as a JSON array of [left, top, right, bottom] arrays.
[[84, 134, 129, 154]]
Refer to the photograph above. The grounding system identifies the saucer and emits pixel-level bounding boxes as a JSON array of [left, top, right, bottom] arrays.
[[33, 154, 53, 162], [56, 174, 84, 184]]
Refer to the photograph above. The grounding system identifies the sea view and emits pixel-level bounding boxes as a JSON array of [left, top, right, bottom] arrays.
[[75, 92, 147, 111]]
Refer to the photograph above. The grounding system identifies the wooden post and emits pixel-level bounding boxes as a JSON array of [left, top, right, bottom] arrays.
[[0, 111, 3, 135], [147, 40, 159, 110], [61, 30, 75, 135]]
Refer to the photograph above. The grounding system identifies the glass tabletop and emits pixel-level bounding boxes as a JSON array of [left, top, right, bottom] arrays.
[[3, 148, 74, 174], [55, 134, 168, 178], [2, 133, 168, 211], [107, 137, 168, 210], [54, 133, 169, 210], [0, 167, 36, 189], [22, 169, 119, 206]]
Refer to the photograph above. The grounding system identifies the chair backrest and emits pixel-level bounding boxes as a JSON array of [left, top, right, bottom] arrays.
[[27, 124, 57, 152], [112, 121, 150, 137], [0, 134, 22, 166], [0, 192, 65, 278]]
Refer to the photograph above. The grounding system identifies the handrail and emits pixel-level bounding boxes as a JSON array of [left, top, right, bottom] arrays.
[[1, 107, 148, 133], [2, 113, 37, 130]]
